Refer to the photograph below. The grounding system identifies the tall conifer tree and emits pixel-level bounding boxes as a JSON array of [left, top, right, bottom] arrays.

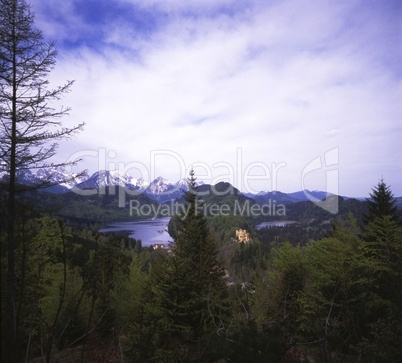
[[174, 169, 225, 286], [362, 179, 399, 225], [151, 169, 228, 361], [362, 179, 401, 272], [360, 180, 402, 361]]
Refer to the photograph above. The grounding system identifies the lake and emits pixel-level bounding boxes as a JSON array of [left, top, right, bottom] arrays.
[[255, 220, 297, 229], [99, 217, 172, 247], [100, 218, 298, 246]]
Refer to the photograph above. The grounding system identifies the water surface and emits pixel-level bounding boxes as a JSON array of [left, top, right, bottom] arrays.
[[255, 220, 297, 229], [99, 217, 172, 247]]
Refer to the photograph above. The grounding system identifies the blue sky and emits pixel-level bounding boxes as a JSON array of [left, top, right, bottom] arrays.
[[29, 0, 402, 196]]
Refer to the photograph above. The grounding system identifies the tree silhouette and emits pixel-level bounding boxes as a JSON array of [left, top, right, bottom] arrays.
[[151, 169, 228, 360], [0, 0, 83, 360], [361, 180, 402, 361], [363, 179, 399, 225]]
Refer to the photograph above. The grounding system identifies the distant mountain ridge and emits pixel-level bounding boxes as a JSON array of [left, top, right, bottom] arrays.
[[75, 170, 146, 191], [1, 166, 399, 205], [0, 165, 89, 193], [2, 167, 401, 226], [247, 190, 342, 204]]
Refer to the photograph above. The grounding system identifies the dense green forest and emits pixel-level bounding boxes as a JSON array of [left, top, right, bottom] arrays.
[[1, 176, 401, 362], [1, 0, 402, 361]]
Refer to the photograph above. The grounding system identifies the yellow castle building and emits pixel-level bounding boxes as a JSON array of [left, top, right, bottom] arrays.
[[235, 229, 251, 243]]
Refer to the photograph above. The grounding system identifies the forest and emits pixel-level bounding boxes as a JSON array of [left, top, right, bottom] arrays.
[[1, 170, 402, 362], [1, 0, 402, 362]]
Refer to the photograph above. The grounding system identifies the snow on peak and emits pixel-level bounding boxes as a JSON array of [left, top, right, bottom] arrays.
[[0, 166, 205, 197], [146, 176, 174, 194]]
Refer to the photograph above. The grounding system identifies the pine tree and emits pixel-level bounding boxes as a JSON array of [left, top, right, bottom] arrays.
[[150, 169, 228, 361], [174, 169, 225, 287], [360, 180, 402, 361], [362, 179, 401, 275], [362, 179, 400, 225]]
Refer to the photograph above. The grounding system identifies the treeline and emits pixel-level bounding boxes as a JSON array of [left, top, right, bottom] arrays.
[[1, 178, 401, 362]]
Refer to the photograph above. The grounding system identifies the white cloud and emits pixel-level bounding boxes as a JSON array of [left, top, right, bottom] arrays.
[[29, 0, 402, 196]]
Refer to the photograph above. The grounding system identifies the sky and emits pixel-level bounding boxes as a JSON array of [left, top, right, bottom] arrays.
[[29, 0, 402, 197]]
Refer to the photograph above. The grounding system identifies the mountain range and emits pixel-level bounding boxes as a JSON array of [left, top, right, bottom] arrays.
[[3, 167, 401, 226], [0, 166, 379, 204]]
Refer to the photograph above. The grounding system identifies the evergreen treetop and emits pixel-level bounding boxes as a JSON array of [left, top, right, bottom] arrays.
[[363, 179, 399, 225]]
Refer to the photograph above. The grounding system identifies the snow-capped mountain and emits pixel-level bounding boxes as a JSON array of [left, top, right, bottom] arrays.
[[136, 178, 150, 190], [75, 170, 141, 191], [0, 167, 352, 203], [174, 178, 204, 190], [174, 177, 203, 191], [145, 176, 174, 195], [142, 177, 182, 203], [174, 178, 190, 191], [142, 177, 207, 203], [0, 167, 206, 200], [35, 166, 89, 189], [0, 165, 90, 192]]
